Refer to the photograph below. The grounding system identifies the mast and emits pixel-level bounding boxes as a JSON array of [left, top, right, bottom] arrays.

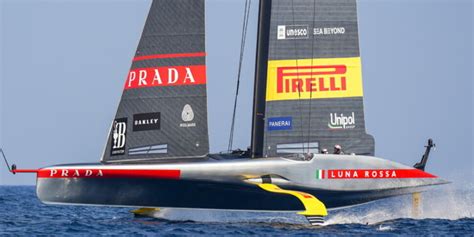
[[250, 0, 272, 158]]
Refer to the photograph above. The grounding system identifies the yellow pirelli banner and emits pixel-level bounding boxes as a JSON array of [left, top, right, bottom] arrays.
[[266, 57, 364, 101]]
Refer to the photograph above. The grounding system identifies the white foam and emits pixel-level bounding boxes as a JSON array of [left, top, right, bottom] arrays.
[[377, 224, 393, 231], [326, 185, 474, 225]]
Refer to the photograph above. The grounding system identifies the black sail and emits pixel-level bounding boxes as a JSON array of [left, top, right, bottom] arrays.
[[102, 0, 209, 163], [255, 0, 374, 157]]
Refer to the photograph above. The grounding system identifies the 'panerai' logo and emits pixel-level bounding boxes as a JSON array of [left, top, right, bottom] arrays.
[[328, 112, 356, 129], [268, 117, 292, 131], [265, 57, 364, 101]]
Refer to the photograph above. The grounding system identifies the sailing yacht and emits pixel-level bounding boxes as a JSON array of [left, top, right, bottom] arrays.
[[5, 0, 447, 225]]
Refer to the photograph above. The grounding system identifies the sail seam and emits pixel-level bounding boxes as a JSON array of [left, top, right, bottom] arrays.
[[133, 52, 206, 62], [290, 0, 305, 154], [306, 0, 317, 154]]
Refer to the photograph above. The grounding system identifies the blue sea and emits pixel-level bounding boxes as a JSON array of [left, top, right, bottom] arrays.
[[0, 186, 472, 236]]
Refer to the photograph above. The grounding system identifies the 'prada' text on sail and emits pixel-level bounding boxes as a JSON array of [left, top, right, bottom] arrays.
[[125, 65, 206, 89]]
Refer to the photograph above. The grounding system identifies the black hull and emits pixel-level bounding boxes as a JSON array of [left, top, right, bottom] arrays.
[[37, 177, 425, 210]]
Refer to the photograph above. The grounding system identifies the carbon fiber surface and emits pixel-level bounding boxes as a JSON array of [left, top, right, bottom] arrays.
[[103, 0, 209, 162], [263, 0, 374, 156]]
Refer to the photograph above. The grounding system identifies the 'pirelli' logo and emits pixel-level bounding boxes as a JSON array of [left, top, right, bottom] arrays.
[[266, 57, 364, 101], [277, 65, 347, 93]]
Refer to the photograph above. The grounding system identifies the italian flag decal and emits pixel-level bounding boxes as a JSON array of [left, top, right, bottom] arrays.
[[316, 170, 325, 179]]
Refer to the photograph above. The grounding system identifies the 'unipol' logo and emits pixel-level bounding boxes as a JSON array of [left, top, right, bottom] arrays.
[[111, 118, 127, 156], [328, 112, 356, 129]]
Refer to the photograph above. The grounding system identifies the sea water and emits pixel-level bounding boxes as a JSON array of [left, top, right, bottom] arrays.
[[0, 185, 472, 236]]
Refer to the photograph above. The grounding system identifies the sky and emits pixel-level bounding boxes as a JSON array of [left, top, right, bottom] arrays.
[[0, 0, 472, 185]]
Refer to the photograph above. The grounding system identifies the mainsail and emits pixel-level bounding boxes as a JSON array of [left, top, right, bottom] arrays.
[[252, 0, 374, 157], [102, 0, 209, 163]]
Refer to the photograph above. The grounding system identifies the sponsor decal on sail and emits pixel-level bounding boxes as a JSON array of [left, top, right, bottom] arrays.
[[125, 65, 206, 90], [129, 144, 168, 155], [313, 27, 346, 36], [133, 112, 161, 131], [277, 25, 309, 40], [180, 104, 196, 128], [266, 57, 363, 101], [268, 117, 292, 131], [328, 112, 356, 130], [111, 118, 127, 156], [314, 169, 437, 179]]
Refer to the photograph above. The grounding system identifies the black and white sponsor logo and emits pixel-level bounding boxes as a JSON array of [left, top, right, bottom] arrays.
[[328, 112, 356, 130], [277, 25, 309, 40], [133, 112, 161, 131], [313, 27, 346, 35], [111, 117, 127, 156], [180, 104, 196, 128]]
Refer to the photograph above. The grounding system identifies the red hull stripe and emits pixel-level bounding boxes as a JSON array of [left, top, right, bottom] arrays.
[[37, 169, 181, 179], [133, 52, 206, 62], [324, 169, 436, 179], [12, 169, 38, 173]]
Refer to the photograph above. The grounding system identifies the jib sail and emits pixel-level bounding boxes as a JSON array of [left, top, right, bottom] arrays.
[[252, 0, 374, 157], [102, 0, 209, 163]]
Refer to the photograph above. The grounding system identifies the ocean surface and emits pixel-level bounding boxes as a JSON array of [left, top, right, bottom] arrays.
[[0, 185, 473, 236]]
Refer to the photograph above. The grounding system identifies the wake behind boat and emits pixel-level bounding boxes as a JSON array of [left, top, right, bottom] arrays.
[[3, 0, 448, 226]]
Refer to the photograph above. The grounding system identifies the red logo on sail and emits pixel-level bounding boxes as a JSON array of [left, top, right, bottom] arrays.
[[276, 65, 347, 93], [125, 65, 206, 90]]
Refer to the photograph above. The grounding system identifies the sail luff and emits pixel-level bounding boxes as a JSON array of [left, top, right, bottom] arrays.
[[251, 0, 273, 158]]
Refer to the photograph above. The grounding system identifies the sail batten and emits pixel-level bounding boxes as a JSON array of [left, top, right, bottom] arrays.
[[133, 52, 207, 62]]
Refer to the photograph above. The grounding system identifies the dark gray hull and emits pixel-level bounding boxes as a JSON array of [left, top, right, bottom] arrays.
[[37, 176, 434, 210]]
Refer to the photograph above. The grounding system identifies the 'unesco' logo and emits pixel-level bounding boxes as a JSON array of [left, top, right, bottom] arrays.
[[277, 25, 309, 40]]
